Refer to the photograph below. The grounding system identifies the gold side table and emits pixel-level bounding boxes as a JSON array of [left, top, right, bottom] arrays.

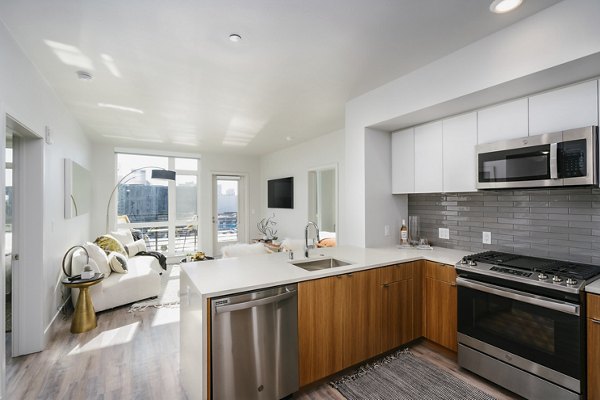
[[62, 273, 104, 334]]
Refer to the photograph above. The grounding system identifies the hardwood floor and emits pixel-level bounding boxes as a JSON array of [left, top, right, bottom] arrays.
[[7, 305, 186, 400], [7, 305, 519, 399]]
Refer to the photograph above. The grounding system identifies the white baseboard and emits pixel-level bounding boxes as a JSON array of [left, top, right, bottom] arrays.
[[44, 296, 70, 339]]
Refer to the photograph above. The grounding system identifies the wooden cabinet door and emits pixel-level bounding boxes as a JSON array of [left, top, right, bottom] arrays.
[[298, 277, 344, 386], [381, 278, 414, 352], [391, 128, 415, 194], [588, 294, 600, 399], [342, 270, 381, 368], [424, 263, 457, 352]]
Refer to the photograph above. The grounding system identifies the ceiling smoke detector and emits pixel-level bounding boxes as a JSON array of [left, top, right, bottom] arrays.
[[229, 34, 242, 42], [489, 0, 523, 14], [76, 70, 93, 80]]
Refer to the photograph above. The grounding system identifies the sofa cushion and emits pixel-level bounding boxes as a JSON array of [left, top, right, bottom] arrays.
[[124, 239, 147, 257], [71, 248, 100, 276], [94, 234, 127, 256], [110, 229, 135, 246], [108, 252, 128, 273], [84, 242, 111, 277]]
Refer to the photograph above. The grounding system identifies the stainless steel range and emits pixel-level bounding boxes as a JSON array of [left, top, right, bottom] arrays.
[[456, 251, 600, 400]]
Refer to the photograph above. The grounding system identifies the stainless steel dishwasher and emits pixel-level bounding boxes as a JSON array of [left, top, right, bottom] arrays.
[[211, 284, 298, 400]]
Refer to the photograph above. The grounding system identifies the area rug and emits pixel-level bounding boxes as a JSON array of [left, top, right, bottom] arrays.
[[331, 349, 496, 400], [128, 264, 181, 312]]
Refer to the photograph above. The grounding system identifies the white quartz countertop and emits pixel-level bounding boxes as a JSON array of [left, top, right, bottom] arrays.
[[585, 279, 600, 294], [181, 246, 469, 299]]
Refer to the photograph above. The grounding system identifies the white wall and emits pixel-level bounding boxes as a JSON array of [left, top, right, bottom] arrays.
[[0, 19, 92, 356], [260, 129, 344, 241], [365, 128, 406, 248], [90, 144, 262, 256], [343, 0, 600, 247]]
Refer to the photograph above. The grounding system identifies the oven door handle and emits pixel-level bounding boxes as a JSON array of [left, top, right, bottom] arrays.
[[456, 277, 580, 316]]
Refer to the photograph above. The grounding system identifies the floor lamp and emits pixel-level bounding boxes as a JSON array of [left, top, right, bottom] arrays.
[[105, 166, 177, 232]]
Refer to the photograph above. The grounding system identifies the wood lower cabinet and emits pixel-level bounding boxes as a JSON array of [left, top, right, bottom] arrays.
[[298, 260, 457, 386], [298, 269, 380, 386], [424, 261, 457, 351], [298, 276, 344, 386], [588, 294, 600, 399], [380, 262, 416, 353], [343, 271, 381, 367]]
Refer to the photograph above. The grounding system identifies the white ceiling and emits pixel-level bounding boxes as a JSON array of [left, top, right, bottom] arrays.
[[0, 0, 561, 155]]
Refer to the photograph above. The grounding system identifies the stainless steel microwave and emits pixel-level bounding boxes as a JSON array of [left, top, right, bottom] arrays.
[[476, 126, 598, 189]]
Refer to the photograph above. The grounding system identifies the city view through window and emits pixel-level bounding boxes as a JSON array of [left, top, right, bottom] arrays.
[[216, 178, 239, 243], [116, 153, 199, 255]]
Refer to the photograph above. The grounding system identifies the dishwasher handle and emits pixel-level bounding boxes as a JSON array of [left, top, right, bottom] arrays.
[[215, 289, 296, 314]]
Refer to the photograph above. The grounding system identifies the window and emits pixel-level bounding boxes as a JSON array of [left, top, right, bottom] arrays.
[[115, 152, 200, 255]]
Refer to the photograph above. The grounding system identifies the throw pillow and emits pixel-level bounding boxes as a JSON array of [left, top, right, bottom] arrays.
[[94, 234, 127, 256], [110, 229, 135, 246], [83, 242, 112, 277], [108, 252, 128, 274], [124, 239, 147, 257]]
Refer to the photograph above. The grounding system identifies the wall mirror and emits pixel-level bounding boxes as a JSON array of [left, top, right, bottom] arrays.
[[308, 165, 337, 243], [64, 158, 91, 218]]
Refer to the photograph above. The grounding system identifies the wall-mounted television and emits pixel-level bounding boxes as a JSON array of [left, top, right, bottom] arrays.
[[268, 177, 294, 209]]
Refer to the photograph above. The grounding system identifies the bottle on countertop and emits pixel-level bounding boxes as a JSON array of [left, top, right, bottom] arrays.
[[400, 219, 408, 245]]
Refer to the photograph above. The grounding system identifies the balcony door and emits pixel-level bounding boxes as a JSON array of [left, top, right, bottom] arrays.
[[212, 175, 247, 257]]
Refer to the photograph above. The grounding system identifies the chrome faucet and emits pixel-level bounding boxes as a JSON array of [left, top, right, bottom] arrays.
[[304, 221, 320, 258]]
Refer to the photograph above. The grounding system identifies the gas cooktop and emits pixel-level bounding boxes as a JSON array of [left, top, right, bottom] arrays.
[[456, 251, 600, 293]]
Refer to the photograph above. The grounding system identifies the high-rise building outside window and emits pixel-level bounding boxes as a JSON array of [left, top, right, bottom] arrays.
[[115, 152, 200, 255]]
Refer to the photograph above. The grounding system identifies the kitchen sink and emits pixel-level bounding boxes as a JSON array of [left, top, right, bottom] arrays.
[[291, 257, 353, 272]]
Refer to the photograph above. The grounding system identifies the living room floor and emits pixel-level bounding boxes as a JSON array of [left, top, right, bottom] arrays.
[[6, 303, 519, 400]]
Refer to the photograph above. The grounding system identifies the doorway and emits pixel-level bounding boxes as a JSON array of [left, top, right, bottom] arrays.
[[212, 175, 247, 257], [2, 115, 44, 366], [4, 129, 16, 338]]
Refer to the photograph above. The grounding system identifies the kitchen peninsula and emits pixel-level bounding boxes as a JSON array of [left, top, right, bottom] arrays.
[[180, 246, 467, 400]]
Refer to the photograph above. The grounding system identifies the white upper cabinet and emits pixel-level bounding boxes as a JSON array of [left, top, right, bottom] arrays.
[[443, 113, 477, 193], [477, 98, 528, 144], [414, 121, 443, 193], [391, 128, 414, 194], [529, 80, 598, 135]]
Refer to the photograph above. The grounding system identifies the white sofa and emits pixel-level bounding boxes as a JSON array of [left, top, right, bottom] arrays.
[[71, 247, 162, 312]]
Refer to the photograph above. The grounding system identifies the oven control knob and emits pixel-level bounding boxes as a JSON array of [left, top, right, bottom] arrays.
[[566, 278, 577, 285], [552, 275, 563, 283], [461, 257, 468, 265], [538, 273, 548, 280], [469, 260, 477, 266]]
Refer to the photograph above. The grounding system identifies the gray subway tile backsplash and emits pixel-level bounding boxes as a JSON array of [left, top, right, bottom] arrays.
[[407, 187, 600, 265]]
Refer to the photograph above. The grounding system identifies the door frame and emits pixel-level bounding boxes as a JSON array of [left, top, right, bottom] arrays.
[[211, 173, 248, 257], [3, 113, 44, 363]]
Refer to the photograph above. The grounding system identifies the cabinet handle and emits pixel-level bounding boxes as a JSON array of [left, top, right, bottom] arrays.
[[336, 275, 343, 279], [592, 318, 600, 325], [450, 283, 456, 287], [346, 273, 353, 277], [383, 283, 389, 288]]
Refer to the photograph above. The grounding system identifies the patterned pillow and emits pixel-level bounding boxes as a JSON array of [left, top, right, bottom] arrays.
[[108, 252, 128, 274], [94, 234, 127, 256]]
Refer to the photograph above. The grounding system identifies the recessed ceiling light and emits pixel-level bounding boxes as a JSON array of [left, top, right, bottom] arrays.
[[285, 136, 294, 142], [76, 70, 93, 80], [229, 34, 242, 42], [490, 0, 523, 13]]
